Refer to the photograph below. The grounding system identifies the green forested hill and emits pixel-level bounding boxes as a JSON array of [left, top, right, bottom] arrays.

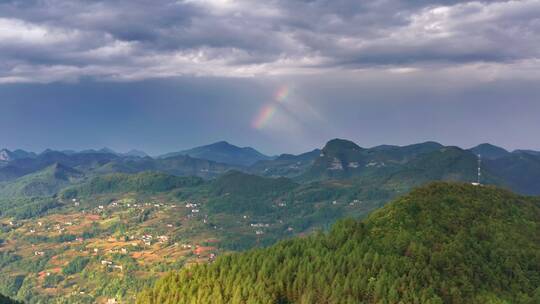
[[206, 170, 297, 215], [61, 171, 204, 198], [160, 141, 272, 166], [137, 183, 540, 304], [0, 163, 83, 197]]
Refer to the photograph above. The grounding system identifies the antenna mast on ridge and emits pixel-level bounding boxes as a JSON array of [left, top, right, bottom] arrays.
[[472, 154, 481, 186], [477, 154, 481, 185]]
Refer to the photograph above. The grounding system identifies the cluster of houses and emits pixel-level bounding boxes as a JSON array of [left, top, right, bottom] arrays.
[[141, 234, 153, 246], [23, 218, 82, 236], [87, 199, 178, 215], [104, 247, 129, 255], [250, 223, 270, 228], [185, 202, 200, 214], [101, 260, 123, 271], [349, 199, 362, 206], [72, 198, 80, 206], [251, 223, 270, 235]]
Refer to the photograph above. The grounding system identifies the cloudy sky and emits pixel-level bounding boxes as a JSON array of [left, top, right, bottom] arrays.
[[1, 0, 539, 155]]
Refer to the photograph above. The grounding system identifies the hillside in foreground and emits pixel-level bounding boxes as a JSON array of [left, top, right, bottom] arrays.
[[137, 183, 540, 304]]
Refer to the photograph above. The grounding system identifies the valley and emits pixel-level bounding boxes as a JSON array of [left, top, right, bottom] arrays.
[[0, 171, 388, 303], [0, 140, 539, 303]]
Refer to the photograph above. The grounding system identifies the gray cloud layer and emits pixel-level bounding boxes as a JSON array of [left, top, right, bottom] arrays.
[[1, 0, 539, 83]]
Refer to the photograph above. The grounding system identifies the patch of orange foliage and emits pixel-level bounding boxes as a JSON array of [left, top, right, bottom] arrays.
[[193, 246, 216, 256]]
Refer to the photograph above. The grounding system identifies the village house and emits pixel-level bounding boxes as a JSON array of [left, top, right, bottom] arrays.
[[250, 223, 270, 228], [142, 234, 153, 246]]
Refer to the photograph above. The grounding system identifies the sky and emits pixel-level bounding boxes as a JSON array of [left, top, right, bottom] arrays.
[[1, 0, 539, 156]]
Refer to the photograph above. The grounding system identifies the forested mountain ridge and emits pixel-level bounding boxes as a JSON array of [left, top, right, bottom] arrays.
[[137, 182, 540, 304], [159, 141, 272, 166], [2, 139, 540, 197], [60, 172, 204, 198], [0, 163, 83, 198], [469, 143, 510, 160]]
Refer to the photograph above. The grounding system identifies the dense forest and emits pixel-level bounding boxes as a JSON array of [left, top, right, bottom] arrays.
[[61, 172, 204, 198], [0, 293, 21, 304], [137, 182, 540, 304]]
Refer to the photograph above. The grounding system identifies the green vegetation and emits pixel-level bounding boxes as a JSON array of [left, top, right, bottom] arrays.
[[0, 197, 60, 220], [137, 183, 540, 304], [1, 138, 540, 303], [62, 256, 90, 275], [61, 172, 204, 198], [0, 293, 21, 304], [0, 163, 82, 198], [0, 170, 388, 302], [207, 170, 297, 215]]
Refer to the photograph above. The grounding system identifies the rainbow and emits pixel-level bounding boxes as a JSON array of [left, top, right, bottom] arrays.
[[274, 85, 290, 103], [252, 85, 291, 129], [252, 104, 276, 129]]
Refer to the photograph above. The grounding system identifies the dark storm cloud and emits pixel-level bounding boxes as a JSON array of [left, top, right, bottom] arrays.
[[1, 0, 539, 154], [1, 0, 539, 82]]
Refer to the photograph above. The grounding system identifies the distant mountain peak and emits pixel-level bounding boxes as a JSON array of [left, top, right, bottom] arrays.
[[0, 149, 10, 161], [212, 140, 231, 146], [99, 147, 117, 154], [78, 147, 117, 155], [159, 141, 271, 166], [124, 149, 148, 158], [0, 148, 36, 161], [469, 143, 509, 160], [322, 138, 363, 153]]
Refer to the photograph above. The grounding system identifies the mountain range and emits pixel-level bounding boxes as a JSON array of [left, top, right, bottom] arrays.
[[1, 139, 540, 197], [0, 140, 539, 303]]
